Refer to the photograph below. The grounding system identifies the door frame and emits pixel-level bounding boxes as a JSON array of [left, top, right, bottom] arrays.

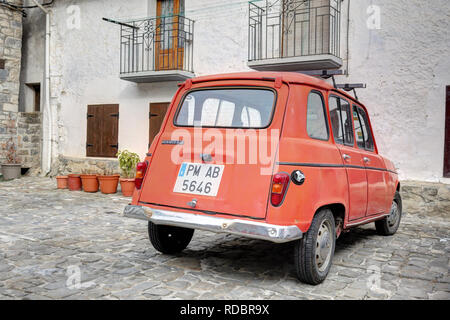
[[155, 0, 184, 71]]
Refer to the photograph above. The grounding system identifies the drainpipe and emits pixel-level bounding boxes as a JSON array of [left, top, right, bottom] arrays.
[[30, 0, 52, 175]]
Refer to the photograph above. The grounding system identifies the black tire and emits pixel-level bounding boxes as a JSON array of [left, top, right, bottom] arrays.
[[148, 222, 194, 254], [375, 191, 402, 236], [294, 209, 336, 285]]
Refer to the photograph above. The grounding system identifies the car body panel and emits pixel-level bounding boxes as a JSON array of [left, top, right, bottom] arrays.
[[137, 79, 290, 220], [130, 72, 399, 237]]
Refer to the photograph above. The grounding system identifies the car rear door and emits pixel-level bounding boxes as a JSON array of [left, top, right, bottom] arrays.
[[352, 104, 390, 215], [328, 95, 368, 221], [138, 82, 289, 220]]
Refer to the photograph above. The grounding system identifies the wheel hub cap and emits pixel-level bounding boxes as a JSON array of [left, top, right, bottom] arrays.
[[315, 221, 332, 272], [387, 202, 399, 227]]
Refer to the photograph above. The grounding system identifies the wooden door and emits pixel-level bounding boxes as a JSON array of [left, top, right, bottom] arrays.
[[155, 0, 184, 70], [149, 102, 169, 148], [445, 86, 450, 177], [86, 104, 119, 158]]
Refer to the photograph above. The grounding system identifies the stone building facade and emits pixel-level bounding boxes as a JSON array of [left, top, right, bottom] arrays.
[[18, 0, 450, 185], [0, 0, 22, 112], [0, 0, 41, 174], [0, 110, 41, 172]]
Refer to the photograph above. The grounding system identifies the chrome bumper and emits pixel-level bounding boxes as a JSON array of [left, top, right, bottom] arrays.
[[123, 205, 302, 243]]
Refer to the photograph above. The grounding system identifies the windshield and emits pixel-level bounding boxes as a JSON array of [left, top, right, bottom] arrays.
[[174, 88, 276, 128]]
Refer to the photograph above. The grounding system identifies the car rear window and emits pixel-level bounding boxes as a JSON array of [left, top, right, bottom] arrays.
[[174, 88, 275, 128]]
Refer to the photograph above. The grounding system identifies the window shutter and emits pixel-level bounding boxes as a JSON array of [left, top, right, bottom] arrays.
[[86, 104, 119, 158], [86, 105, 101, 157], [103, 105, 119, 157], [149, 102, 169, 148]]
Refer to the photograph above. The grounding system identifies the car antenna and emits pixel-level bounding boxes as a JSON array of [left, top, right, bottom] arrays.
[[335, 83, 367, 101]]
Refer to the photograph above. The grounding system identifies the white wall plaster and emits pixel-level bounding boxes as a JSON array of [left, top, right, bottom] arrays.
[[19, 0, 450, 182]]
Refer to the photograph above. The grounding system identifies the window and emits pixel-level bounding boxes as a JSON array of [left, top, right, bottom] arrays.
[[175, 88, 275, 128], [86, 104, 119, 158], [26, 83, 41, 112], [306, 91, 328, 140], [352, 105, 374, 151], [329, 96, 354, 145]]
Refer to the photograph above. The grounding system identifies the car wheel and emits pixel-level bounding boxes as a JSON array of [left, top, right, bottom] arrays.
[[148, 222, 194, 254], [294, 209, 336, 285], [375, 191, 402, 236]]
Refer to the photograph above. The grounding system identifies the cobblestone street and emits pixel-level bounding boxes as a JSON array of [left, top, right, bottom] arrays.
[[0, 177, 448, 300]]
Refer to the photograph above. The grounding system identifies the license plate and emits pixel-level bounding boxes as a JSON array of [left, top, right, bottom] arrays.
[[173, 162, 224, 197]]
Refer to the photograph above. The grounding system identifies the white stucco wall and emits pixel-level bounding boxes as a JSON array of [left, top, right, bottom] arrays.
[[20, 0, 450, 182], [19, 2, 45, 112]]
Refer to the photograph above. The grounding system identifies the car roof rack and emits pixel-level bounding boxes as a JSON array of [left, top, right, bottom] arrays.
[[298, 69, 345, 89], [335, 83, 367, 101]]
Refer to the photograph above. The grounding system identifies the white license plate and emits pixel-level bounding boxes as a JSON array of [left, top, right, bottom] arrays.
[[173, 162, 224, 197]]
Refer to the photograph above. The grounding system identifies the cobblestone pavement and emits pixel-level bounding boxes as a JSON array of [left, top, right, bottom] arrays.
[[0, 177, 448, 300]]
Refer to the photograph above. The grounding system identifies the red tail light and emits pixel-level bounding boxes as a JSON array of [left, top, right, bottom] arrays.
[[135, 161, 148, 189], [270, 173, 290, 206]]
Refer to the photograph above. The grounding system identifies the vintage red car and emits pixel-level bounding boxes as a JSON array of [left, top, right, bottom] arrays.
[[123, 72, 401, 284]]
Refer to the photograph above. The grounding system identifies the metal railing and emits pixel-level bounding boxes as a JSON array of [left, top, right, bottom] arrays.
[[120, 14, 194, 74], [249, 0, 341, 61]]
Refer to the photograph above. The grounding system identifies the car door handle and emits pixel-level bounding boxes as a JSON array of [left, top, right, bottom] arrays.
[[343, 154, 351, 161], [363, 157, 370, 163]]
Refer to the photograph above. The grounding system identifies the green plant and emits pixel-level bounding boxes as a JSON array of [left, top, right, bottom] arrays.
[[116, 150, 140, 179]]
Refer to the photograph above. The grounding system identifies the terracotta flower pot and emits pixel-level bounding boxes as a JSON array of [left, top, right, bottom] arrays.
[[56, 176, 68, 189], [98, 175, 120, 194], [80, 174, 99, 193], [67, 174, 82, 191], [1, 163, 22, 180], [120, 178, 135, 197]]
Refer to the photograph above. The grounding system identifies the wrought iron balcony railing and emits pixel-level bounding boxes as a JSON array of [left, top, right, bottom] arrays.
[[120, 14, 194, 82], [248, 0, 342, 70]]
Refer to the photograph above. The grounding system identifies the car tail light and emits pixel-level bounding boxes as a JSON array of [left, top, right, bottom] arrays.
[[271, 173, 290, 206], [135, 161, 148, 189]]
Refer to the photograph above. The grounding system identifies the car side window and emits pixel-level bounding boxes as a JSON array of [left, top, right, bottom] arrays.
[[341, 100, 354, 146], [329, 96, 354, 146], [353, 105, 374, 151], [306, 91, 329, 141]]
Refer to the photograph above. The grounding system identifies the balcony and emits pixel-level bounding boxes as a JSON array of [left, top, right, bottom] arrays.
[[119, 15, 194, 83], [248, 0, 342, 71]]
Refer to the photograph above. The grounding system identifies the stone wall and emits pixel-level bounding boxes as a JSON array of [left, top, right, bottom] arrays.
[[401, 181, 450, 219], [17, 111, 40, 173], [0, 0, 23, 112], [0, 111, 18, 164], [0, 110, 41, 173], [53, 155, 120, 177]]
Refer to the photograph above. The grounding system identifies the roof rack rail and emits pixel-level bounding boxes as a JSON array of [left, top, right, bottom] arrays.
[[299, 69, 345, 79], [298, 69, 346, 88], [335, 83, 367, 100]]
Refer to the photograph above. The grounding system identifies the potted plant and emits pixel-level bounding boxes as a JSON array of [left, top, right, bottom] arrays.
[[117, 150, 140, 197], [98, 167, 120, 194], [80, 168, 99, 193], [1, 138, 22, 180]]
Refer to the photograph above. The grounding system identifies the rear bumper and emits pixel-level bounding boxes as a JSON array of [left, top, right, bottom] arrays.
[[123, 205, 302, 243]]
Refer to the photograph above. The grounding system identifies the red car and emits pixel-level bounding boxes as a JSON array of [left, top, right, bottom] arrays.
[[123, 72, 401, 284]]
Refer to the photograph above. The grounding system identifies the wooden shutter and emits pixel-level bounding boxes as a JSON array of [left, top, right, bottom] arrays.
[[445, 86, 450, 177], [149, 102, 169, 148], [86, 104, 119, 158]]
